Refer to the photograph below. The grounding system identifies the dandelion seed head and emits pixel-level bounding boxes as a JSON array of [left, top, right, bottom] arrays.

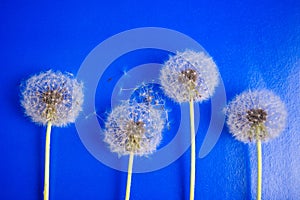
[[21, 70, 84, 127], [104, 101, 165, 156], [130, 83, 165, 106], [226, 90, 287, 143], [130, 83, 169, 126], [160, 50, 219, 103]]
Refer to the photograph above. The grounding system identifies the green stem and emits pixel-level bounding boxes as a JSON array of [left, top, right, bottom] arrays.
[[189, 98, 195, 200], [44, 121, 52, 200], [256, 126, 262, 200], [125, 152, 134, 200]]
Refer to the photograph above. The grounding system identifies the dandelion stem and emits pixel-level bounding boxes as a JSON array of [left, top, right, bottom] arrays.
[[189, 98, 195, 200], [125, 152, 134, 200], [256, 137, 262, 200], [44, 121, 52, 200]]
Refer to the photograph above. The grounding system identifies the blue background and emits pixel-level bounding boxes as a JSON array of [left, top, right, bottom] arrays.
[[1, 0, 299, 199]]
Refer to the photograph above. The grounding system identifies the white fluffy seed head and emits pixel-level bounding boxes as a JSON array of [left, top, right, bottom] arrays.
[[104, 101, 165, 156], [130, 83, 165, 107], [21, 70, 84, 127], [160, 50, 219, 103], [130, 83, 169, 124], [226, 89, 287, 143]]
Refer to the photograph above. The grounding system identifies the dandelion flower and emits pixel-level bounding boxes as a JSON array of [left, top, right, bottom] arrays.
[[20, 70, 84, 200], [104, 100, 164, 156], [226, 89, 287, 143], [226, 89, 287, 200], [104, 100, 165, 200], [21, 70, 84, 127], [159, 49, 220, 200], [129, 83, 169, 124], [160, 50, 219, 103], [130, 83, 165, 106]]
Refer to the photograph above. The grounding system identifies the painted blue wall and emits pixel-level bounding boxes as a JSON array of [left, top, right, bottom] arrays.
[[1, 0, 299, 199]]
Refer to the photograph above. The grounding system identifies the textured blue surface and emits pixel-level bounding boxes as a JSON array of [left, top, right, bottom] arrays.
[[1, 0, 299, 199]]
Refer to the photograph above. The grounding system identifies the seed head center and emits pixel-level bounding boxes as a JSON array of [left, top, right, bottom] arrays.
[[246, 108, 267, 125], [125, 120, 146, 151], [179, 69, 197, 83], [42, 89, 64, 106]]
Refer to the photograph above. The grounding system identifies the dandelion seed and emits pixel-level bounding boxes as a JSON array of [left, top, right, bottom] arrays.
[[225, 89, 287, 143], [20, 70, 84, 200], [130, 83, 168, 115], [104, 100, 166, 200], [160, 50, 219, 103], [159, 49, 220, 200], [225, 89, 287, 200], [21, 70, 84, 127], [104, 101, 165, 156]]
